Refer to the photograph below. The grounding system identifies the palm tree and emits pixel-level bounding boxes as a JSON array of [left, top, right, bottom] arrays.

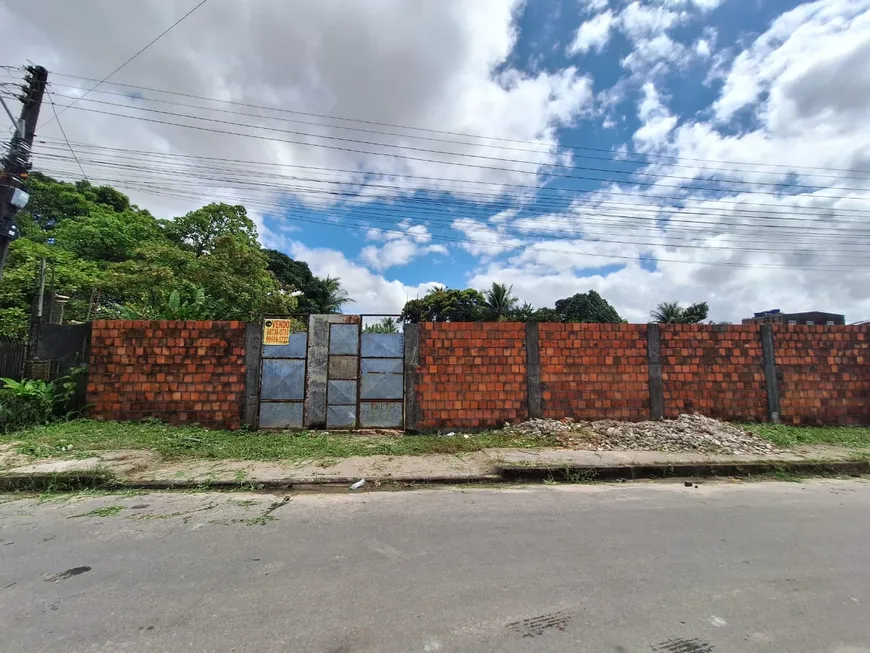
[[364, 317, 399, 333], [650, 301, 709, 324], [319, 276, 353, 313], [651, 301, 684, 323], [483, 282, 518, 322]]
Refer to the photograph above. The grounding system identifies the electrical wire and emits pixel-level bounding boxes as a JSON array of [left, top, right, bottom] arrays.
[[36, 0, 211, 130], [36, 87, 870, 185], [44, 97, 870, 203], [46, 92, 88, 182], [35, 161, 870, 269], [37, 69, 870, 176]]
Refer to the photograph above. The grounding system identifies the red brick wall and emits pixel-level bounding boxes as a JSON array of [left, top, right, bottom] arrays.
[[773, 325, 870, 425], [87, 320, 247, 429], [416, 322, 527, 429], [660, 325, 767, 421], [539, 323, 649, 420]]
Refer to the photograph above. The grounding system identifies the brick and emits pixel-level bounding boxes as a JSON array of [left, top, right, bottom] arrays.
[[87, 320, 247, 430]]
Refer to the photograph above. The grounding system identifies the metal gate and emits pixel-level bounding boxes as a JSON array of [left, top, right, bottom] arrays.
[[258, 316, 404, 430]]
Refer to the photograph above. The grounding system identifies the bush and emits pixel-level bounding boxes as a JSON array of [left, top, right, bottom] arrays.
[[0, 371, 82, 433]]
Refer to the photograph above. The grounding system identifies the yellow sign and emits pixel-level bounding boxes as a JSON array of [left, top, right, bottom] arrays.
[[263, 319, 292, 345]]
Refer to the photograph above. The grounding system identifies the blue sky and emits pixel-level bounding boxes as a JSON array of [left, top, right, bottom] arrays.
[[5, 0, 870, 322]]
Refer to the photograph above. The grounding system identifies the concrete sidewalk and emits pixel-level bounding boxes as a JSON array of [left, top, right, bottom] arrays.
[[1, 444, 868, 491]]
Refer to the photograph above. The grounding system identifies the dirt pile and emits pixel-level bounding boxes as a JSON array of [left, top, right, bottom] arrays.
[[504, 414, 778, 455]]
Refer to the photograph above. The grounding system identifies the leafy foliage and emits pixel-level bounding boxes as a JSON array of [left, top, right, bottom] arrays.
[[400, 285, 624, 324], [554, 290, 623, 323], [0, 371, 82, 433], [482, 283, 518, 322], [401, 287, 487, 322], [264, 249, 352, 314], [650, 301, 709, 324], [364, 317, 400, 333], [0, 174, 320, 337]]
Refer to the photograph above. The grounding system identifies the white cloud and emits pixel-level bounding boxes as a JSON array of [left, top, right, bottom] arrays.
[[451, 217, 525, 257], [567, 10, 615, 55], [360, 222, 448, 271], [289, 242, 442, 314], [713, 0, 870, 122], [1, 0, 596, 215], [633, 82, 678, 148], [618, 2, 687, 40]]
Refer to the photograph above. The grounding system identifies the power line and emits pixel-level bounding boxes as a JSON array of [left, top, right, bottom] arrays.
[[36, 69, 870, 176], [45, 101, 870, 208], [36, 163, 870, 268], [114, 182, 868, 272], [33, 146, 870, 230], [34, 87, 870, 184], [36, 157, 870, 246], [47, 92, 88, 182], [36, 0, 210, 130]]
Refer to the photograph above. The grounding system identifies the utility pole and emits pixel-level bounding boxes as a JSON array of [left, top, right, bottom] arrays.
[[0, 65, 48, 279]]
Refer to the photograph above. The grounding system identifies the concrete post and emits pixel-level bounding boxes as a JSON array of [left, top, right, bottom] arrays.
[[403, 323, 421, 433], [304, 316, 330, 429], [243, 323, 263, 429], [647, 324, 664, 420], [759, 324, 781, 423], [525, 322, 542, 419]]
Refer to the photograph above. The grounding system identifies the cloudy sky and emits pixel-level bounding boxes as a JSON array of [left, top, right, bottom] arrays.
[[2, 0, 869, 322]]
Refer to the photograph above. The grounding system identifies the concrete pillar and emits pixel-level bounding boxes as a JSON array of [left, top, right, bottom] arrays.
[[525, 322, 542, 419], [760, 324, 781, 423], [647, 324, 664, 420], [304, 316, 330, 429], [243, 323, 263, 429], [403, 323, 420, 433]]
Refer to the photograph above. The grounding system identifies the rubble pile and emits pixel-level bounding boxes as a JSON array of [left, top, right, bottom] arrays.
[[504, 414, 778, 455]]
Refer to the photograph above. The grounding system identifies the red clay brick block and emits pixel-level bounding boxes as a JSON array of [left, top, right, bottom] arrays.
[[772, 325, 870, 425], [539, 323, 649, 421], [416, 323, 528, 429], [660, 325, 766, 422], [87, 319, 247, 430]]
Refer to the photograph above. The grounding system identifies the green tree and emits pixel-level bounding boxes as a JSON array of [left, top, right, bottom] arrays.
[[482, 282, 518, 322], [401, 287, 487, 322], [316, 276, 352, 314], [53, 205, 162, 262], [364, 317, 400, 333], [189, 235, 297, 321], [165, 203, 258, 257], [650, 301, 709, 324], [554, 290, 622, 323]]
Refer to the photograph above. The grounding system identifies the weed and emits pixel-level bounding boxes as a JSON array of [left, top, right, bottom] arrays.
[[242, 514, 277, 526], [1, 420, 566, 462], [747, 424, 870, 449], [69, 505, 125, 518]]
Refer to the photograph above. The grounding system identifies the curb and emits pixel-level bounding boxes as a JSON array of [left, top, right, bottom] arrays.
[[496, 459, 870, 482], [2, 460, 867, 493]]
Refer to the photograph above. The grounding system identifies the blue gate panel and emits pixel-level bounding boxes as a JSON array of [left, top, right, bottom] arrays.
[[361, 333, 403, 358], [261, 359, 305, 400], [328, 379, 357, 405], [327, 405, 356, 428], [361, 358, 402, 374], [259, 402, 303, 429], [360, 373, 403, 400], [359, 402, 403, 428], [263, 333, 307, 359], [329, 324, 359, 355]]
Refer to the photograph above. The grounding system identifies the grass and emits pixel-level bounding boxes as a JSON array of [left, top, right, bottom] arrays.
[[2, 419, 561, 462], [69, 505, 125, 518], [746, 424, 870, 449]]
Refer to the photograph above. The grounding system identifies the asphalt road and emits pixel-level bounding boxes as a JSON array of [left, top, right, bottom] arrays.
[[1, 480, 869, 653]]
